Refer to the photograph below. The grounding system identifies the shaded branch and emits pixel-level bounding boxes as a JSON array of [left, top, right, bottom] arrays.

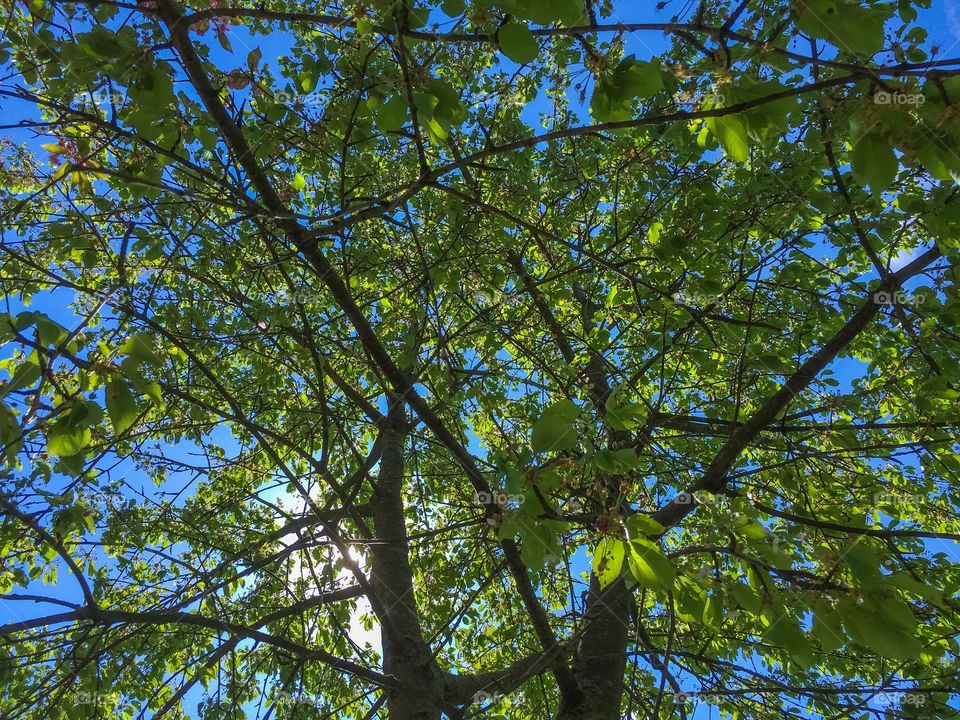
[[651, 245, 944, 529]]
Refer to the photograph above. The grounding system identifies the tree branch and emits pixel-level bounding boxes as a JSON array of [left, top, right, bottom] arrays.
[[651, 245, 944, 529]]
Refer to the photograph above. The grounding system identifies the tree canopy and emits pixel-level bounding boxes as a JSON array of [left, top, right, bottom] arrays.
[[1, 0, 960, 718]]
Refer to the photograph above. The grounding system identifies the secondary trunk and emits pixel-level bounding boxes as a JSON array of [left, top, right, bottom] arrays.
[[370, 403, 445, 719], [557, 577, 631, 720]]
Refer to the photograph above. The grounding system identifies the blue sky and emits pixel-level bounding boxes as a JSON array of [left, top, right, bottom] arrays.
[[2, 1, 960, 718]]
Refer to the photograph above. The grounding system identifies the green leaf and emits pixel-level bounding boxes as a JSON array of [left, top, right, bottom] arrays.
[[873, 592, 918, 633], [626, 538, 674, 591], [912, 139, 957, 182], [730, 582, 761, 614], [0, 314, 14, 345], [764, 618, 815, 669], [852, 133, 897, 193], [707, 115, 750, 162], [428, 79, 467, 127], [119, 333, 163, 366], [838, 596, 923, 659], [69, 400, 103, 428], [413, 93, 450, 142], [520, 520, 562, 569], [121, 358, 164, 410], [1, 362, 41, 399], [376, 96, 409, 133], [647, 221, 663, 243], [0, 404, 23, 459], [299, 56, 327, 93], [842, 539, 881, 586], [593, 448, 641, 474], [500, 0, 586, 26], [812, 602, 846, 652], [625, 514, 664, 538], [589, 88, 619, 123], [615, 58, 663, 100], [592, 536, 625, 589], [105, 377, 139, 435], [674, 575, 707, 622], [590, 56, 663, 122], [18, 312, 68, 346], [79, 26, 127, 58], [702, 590, 724, 628], [498, 23, 539, 64], [796, 0, 891, 56], [46, 422, 91, 458], [441, 0, 466, 16], [885, 572, 944, 606], [52, 505, 96, 538], [857, 616, 923, 659], [605, 393, 646, 431], [406, 4, 430, 29], [733, 515, 768, 540], [531, 399, 579, 453], [216, 28, 232, 53]]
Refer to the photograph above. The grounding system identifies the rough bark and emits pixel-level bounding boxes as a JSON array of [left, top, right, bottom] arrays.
[[370, 401, 446, 719], [555, 288, 635, 720], [558, 577, 632, 720]]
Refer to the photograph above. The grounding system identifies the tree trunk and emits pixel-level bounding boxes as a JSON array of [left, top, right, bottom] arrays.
[[556, 289, 633, 720], [370, 402, 445, 719], [558, 577, 631, 720]]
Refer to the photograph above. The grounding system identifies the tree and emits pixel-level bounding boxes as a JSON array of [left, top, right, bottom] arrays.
[[0, 0, 959, 717]]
